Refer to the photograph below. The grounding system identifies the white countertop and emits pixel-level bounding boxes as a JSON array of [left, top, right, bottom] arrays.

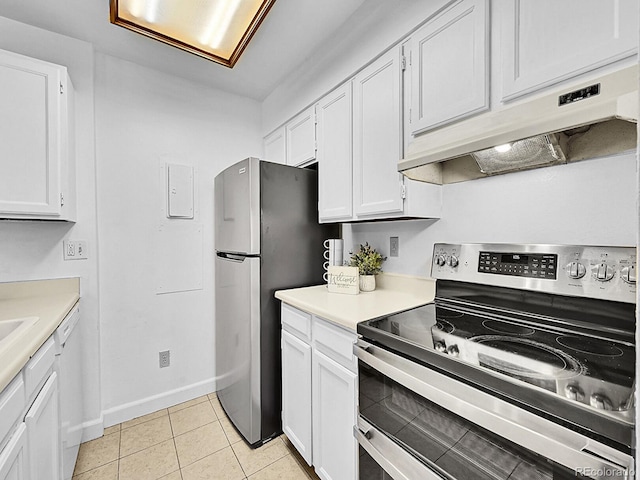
[[0, 278, 80, 392], [275, 273, 435, 331]]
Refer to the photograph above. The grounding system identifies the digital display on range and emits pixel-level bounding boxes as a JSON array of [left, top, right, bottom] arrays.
[[478, 252, 558, 279], [500, 254, 529, 265]]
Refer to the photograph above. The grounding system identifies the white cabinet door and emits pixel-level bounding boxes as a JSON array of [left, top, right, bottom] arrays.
[[286, 106, 316, 166], [25, 373, 60, 480], [0, 424, 29, 480], [281, 331, 313, 465], [263, 127, 286, 165], [312, 349, 357, 480], [501, 0, 639, 101], [408, 0, 489, 136], [353, 47, 404, 218], [0, 49, 67, 218], [317, 83, 353, 222]]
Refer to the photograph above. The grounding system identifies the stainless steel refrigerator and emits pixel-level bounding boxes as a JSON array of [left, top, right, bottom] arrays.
[[214, 157, 337, 446]]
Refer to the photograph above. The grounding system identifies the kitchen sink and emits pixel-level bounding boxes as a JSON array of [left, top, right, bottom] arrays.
[[0, 317, 39, 351]]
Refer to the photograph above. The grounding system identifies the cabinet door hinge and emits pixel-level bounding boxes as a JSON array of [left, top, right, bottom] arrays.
[[401, 56, 407, 71], [400, 184, 406, 200], [60, 82, 64, 94], [60, 192, 65, 206]]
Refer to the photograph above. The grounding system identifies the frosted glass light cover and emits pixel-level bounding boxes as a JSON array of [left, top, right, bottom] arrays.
[[471, 134, 566, 175], [111, 0, 276, 67]]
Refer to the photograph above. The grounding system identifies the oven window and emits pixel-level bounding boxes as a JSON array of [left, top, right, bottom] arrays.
[[359, 361, 589, 480]]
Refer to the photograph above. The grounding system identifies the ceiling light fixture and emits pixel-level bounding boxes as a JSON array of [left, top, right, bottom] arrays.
[[110, 0, 277, 68]]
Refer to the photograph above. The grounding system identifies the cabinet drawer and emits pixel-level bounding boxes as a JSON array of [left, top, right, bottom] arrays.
[[24, 336, 55, 399], [313, 317, 357, 373], [0, 375, 26, 447], [281, 304, 312, 342]]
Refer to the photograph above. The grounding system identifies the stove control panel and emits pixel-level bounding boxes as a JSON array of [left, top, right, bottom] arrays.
[[478, 251, 557, 279], [432, 243, 636, 303]]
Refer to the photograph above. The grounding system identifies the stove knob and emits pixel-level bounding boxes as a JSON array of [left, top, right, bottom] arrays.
[[447, 345, 459, 357], [434, 341, 447, 353], [566, 262, 586, 279], [621, 265, 636, 284], [564, 384, 585, 402], [590, 393, 613, 410], [446, 255, 459, 268], [595, 263, 615, 282], [435, 255, 446, 267]]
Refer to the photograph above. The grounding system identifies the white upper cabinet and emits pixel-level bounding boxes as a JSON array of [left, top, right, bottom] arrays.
[[501, 0, 639, 102], [407, 0, 490, 136], [353, 48, 404, 218], [263, 126, 286, 165], [286, 106, 316, 166], [0, 49, 75, 221], [318, 48, 442, 224], [317, 82, 353, 222]]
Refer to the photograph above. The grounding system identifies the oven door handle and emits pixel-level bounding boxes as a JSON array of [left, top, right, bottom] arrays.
[[355, 417, 447, 480], [354, 340, 633, 479]]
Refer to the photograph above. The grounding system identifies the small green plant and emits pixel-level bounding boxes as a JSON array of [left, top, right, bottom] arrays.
[[348, 242, 386, 275]]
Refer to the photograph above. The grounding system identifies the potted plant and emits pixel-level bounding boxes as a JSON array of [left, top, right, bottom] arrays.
[[348, 242, 386, 292]]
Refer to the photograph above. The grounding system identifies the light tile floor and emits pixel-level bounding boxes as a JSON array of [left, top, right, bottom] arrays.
[[73, 393, 320, 480]]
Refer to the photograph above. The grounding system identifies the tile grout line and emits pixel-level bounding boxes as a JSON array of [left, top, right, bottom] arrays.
[[216, 397, 252, 479], [167, 405, 184, 479], [120, 409, 168, 431], [117, 427, 122, 480], [80, 394, 316, 480]]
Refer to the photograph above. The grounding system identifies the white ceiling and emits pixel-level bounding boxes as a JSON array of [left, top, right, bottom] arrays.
[[0, 0, 366, 100]]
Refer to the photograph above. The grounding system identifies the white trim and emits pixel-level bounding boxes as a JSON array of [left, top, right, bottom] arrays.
[[81, 415, 104, 443], [102, 377, 216, 429]]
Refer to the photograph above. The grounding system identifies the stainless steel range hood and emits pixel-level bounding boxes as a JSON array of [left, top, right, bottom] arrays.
[[400, 65, 638, 184]]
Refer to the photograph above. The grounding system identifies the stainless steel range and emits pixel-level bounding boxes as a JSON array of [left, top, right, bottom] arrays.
[[355, 243, 636, 480]]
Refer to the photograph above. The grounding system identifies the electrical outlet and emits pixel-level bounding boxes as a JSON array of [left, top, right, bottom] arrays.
[[390, 237, 399, 257], [63, 240, 88, 260], [159, 350, 170, 368]]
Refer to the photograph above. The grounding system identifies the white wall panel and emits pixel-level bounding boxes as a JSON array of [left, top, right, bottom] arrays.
[[94, 53, 262, 421]]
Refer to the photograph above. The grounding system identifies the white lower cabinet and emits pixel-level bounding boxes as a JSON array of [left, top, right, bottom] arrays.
[[312, 350, 357, 480], [0, 335, 62, 480], [281, 304, 358, 480], [0, 424, 28, 480], [25, 373, 59, 480], [281, 330, 312, 464]]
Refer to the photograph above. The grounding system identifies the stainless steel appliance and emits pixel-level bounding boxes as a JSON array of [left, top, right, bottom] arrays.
[[400, 65, 638, 184], [214, 157, 337, 446], [356, 243, 636, 480]]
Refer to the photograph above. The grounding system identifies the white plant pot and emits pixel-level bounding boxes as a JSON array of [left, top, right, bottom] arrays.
[[359, 275, 376, 292]]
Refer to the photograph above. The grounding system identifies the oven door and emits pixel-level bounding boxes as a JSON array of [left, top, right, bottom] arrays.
[[355, 339, 633, 480]]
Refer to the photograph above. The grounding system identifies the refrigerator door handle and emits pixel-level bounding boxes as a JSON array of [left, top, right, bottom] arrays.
[[217, 252, 248, 262]]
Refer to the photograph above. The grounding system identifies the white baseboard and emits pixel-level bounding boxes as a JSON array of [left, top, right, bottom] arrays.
[[102, 377, 217, 429], [82, 415, 105, 442]]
